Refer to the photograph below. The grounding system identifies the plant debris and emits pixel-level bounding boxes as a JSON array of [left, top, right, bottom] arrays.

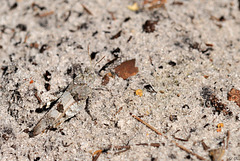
[[92, 149, 102, 161], [227, 88, 240, 107], [127, 2, 139, 12], [201, 87, 232, 116], [81, 4, 93, 15], [172, 1, 183, 5], [114, 59, 138, 80], [142, 20, 158, 33], [102, 72, 113, 85], [131, 113, 206, 160], [147, 0, 167, 10], [114, 145, 131, 155], [110, 30, 122, 40], [34, 92, 42, 104]]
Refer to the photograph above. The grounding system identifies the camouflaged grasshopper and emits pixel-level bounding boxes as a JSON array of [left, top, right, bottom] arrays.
[[29, 66, 94, 137]]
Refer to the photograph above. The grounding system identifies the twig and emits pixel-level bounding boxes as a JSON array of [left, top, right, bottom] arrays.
[[34, 92, 42, 104], [114, 106, 123, 117], [92, 150, 102, 161], [131, 114, 162, 136], [226, 130, 230, 149], [114, 145, 131, 155], [38, 11, 54, 17], [81, 4, 93, 15], [201, 140, 210, 151], [131, 114, 206, 160]]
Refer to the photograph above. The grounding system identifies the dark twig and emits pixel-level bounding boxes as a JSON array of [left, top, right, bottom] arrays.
[[131, 114, 206, 160]]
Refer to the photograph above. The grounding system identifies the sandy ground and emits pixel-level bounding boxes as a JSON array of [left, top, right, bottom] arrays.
[[0, 0, 240, 160]]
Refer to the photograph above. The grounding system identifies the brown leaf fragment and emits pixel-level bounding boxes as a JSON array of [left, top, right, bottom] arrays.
[[102, 73, 110, 85], [30, 42, 39, 49], [115, 59, 138, 80], [227, 88, 240, 107], [142, 20, 158, 33], [150, 143, 161, 147], [203, 75, 209, 79]]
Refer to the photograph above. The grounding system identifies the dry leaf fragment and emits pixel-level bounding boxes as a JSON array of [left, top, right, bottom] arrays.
[[102, 72, 112, 85], [115, 59, 138, 80], [127, 2, 139, 11], [30, 42, 39, 49], [227, 88, 240, 107]]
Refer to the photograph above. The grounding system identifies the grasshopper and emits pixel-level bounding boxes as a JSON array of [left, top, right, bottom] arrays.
[[29, 67, 94, 137]]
